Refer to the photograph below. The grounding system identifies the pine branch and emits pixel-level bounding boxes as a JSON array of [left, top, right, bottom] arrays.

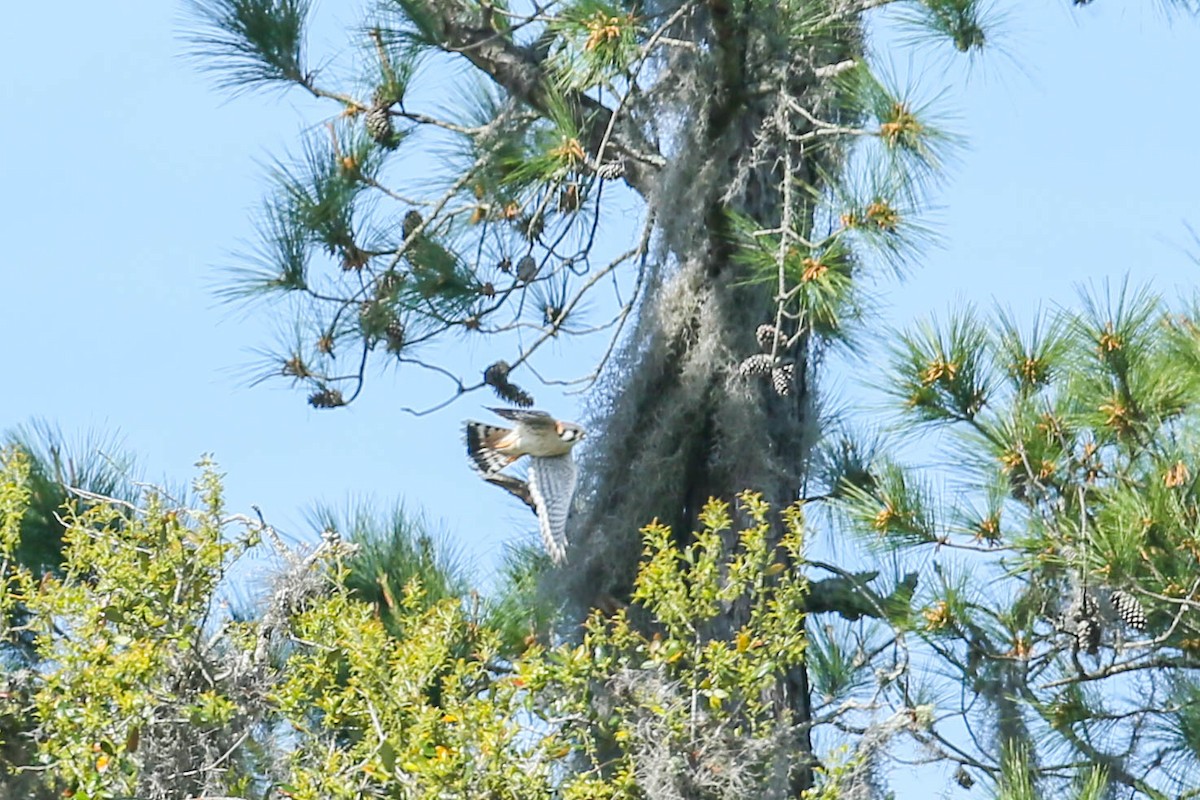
[[406, 0, 665, 197], [187, 0, 312, 90]]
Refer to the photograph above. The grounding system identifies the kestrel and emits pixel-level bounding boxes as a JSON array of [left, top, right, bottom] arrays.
[[465, 408, 585, 564]]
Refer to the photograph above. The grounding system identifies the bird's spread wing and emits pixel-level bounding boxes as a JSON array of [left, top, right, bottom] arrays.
[[489, 407, 554, 428], [482, 472, 536, 513], [527, 455, 577, 564], [465, 421, 517, 474]]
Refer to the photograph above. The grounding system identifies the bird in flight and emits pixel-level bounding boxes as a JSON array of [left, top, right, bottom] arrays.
[[465, 408, 585, 564]]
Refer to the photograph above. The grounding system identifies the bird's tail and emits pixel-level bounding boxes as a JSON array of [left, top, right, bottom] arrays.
[[465, 421, 518, 475]]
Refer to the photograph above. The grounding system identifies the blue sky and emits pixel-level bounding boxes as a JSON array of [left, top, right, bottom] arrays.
[[0, 0, 1197, 591]]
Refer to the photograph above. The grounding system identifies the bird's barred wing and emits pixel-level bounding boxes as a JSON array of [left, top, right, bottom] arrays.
[[527, 454, 577, 565], [482, 472, 536, 513], [465, 421, 518, 475], [489, 407, 555, 429]]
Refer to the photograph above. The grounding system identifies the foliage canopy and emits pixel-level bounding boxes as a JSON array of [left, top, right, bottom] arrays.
[[0, 451, 848, 799]]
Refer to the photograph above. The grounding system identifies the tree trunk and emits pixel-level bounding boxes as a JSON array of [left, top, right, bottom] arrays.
[[567, 8, 861, 795], [425, 2, 863, 793]]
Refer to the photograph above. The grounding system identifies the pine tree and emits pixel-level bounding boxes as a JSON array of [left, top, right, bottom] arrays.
[[186, 0, 1191, 795], [0, 428, 140, 800], [187, 0, 958, 557], [839, 286, 1200, 796], [1, 421, 138, 578]]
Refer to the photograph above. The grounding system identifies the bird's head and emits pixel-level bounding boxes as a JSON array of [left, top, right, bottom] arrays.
[[557, 421, 586, 445]]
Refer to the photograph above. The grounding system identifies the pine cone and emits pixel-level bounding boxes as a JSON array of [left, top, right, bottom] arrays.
[[483, 361, 534, 407], [484, 360, 511, 386], [738, 354, 774, 377], [772, 363, 795, 396], [497, 382, 534, 408], [1071, 592, 1100, 654], [1111, 590, 1147, 631], [385, 320, 405, 354], [366, 105, 397, 148], [308, 388, 345, 409], [403, 209, 423, 240], [756, 323, 781, 351], [596, 159, 625, 180], [1074, 615, 1100, 655], [516, 255, 539, 283]]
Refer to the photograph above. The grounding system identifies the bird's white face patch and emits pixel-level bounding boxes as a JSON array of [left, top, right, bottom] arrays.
[[558, 423, 585, 443]]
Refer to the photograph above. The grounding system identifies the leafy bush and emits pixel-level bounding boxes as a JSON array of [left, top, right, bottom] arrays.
[[0, 450, 815, 800]]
